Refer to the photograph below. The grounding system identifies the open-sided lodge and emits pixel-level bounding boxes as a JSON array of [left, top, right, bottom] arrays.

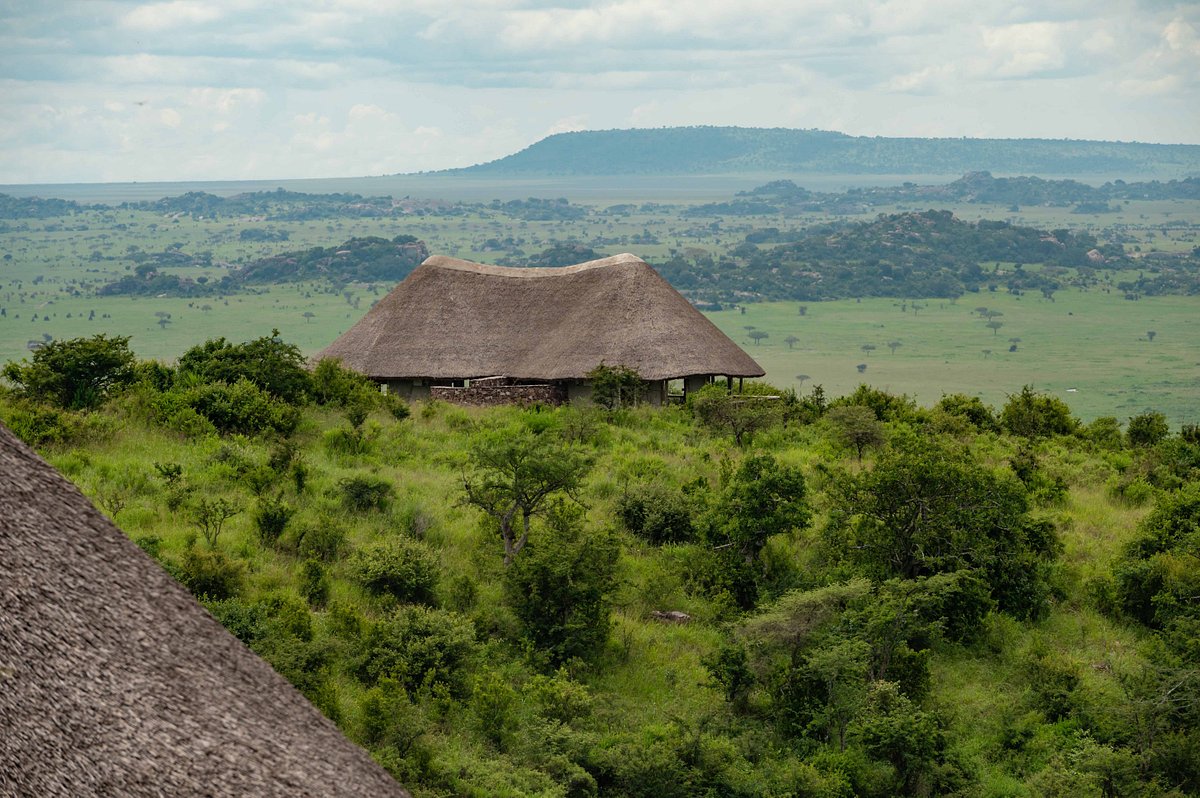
[[318, 253, 764, 405]]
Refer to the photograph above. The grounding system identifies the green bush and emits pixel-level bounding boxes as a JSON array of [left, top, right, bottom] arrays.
[[177, 330, 311, 403], [1127, 411, 1170, 448], [339, 474, 395, 512], [355, 605, 477, 693], [504, 504, 618, 666], [351, 537, 439, 604], [298, 559, 330, 607], [173, 546, 244, 600], [2, 333, 135, 409], [253, 495, 294, 547], [295, 522, 348, 562], [1000, 385, 1079, 438], [157, 378, 299, 437], [616, 484, 696, 544]]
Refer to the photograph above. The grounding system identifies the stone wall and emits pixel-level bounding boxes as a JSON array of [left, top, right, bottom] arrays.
[[430, 382, 567, 407]]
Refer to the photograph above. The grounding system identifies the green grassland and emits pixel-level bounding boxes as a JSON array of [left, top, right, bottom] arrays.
[[710, 287, 1200, 426], [2, 187, 1198, 425]]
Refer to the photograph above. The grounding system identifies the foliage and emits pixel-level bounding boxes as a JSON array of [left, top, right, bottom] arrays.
[[253, 495, 293, 547], [188, 497, 241, 548], [504, 503, 619, 667], [586, 362, 646, 410], [825, 434, 1059, 618], [156, 378, 299, 436], [706, 454, 810, 563], [177, 330, 311, 402], [2, 334, 135, 409], [1113, 481, 1200, 628], [338, 474, 395, 512], [172, 545, 244, 600], [935, 393, 999, 433], [690, 383, 786, 447], [351, 537, 440, 604], [1127, 411, 1170, 448], [616, 483, 696, 544], [355, 605, 477, 694], [825, 405, 885, 461], [1000, 385, 1080, 439], [461, 424, 592, 564]]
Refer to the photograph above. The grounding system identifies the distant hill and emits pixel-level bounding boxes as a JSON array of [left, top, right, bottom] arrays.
[[456, 127, 1200, 178]]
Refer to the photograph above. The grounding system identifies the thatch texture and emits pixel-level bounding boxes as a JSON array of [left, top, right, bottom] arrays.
[[0, 423, 409, 798], [318, 253, 764, 381]]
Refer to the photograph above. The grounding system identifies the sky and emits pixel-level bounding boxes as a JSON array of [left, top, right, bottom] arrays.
[[1, 0, 1198, 184]]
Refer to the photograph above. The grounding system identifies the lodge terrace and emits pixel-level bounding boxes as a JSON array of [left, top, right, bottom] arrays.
[[318, 253, 764, 405]]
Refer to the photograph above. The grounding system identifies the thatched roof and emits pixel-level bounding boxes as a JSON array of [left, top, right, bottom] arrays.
[[0, 423, 409, 798], [318, 253, 764, 381]]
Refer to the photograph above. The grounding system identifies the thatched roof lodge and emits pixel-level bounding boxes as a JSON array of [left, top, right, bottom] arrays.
[[319, 253, 763, 404], [0, 422, 409, 798]]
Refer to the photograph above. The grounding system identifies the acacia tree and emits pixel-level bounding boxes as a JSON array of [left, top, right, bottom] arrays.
[[826, 405, 884, 461], [461, 426, 592, 564]]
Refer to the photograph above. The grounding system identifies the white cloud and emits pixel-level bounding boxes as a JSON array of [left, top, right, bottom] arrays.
[[122, 1, 224, 31]]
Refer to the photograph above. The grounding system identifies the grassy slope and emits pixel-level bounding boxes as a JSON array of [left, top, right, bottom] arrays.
[[16, 390, 1163, 797]]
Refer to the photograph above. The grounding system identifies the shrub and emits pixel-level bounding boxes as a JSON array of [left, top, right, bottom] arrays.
[[177, 329, 311, 403], [587, 362, 647, 409], [504, 503, 619, 666], [158, 378, 299, 437], [295, 522, 348, 562], [1000, 385, 1079, 438], [1127, 411, 1170, 448], [616, 484, 696, 544], [299, 559, 330, 607], [355, 605, 477, 693], [351, 538, 440, 604], [2, 333, 135, 409], [833, 384, 920, 423], [935, 393, 999, 432], [173, 546, 244, 600], [254, 495, 293, 547], [339, 474, 395, 511]]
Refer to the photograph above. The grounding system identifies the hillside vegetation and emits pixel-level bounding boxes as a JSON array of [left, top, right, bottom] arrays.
[[459, 127, 1200, 178], [3, 332, 1199, 797]]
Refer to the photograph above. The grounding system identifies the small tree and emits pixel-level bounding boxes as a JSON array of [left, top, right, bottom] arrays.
[[826, 405, 885, 462], [461, 426, 592, 564], [504, 503, 618, 666], [887, 341, 902, 355], [691, 383, 785, 448], [856, 363, 867, 374], [708, 454, 811, 563], [986, 320, 1004, 336], [189, 497, 241, 548], [1126, 412, 1169, 448], [861, 344, 876, 356], [2, 333, 135, 409], [795, 374, 810, 389], [1147, 330, 1157, 342], [784, 335, 800, 350], [587, 362, 646, 410], [749, 330, 769, 345]]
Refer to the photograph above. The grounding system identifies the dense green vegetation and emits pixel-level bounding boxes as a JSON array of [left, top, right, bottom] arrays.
[[4, 332, 1200, 797], [460, 127, 1200, 177]]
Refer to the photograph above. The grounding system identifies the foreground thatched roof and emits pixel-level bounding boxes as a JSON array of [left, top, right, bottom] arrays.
[[0, 423, 409, 798], [318, 253, 764, 381]]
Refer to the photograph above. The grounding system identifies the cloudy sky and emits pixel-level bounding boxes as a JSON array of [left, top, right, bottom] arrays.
[[2, 0, 1198, 184]]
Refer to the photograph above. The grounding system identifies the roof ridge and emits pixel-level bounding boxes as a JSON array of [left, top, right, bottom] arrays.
[[423, 252, 644, 278]]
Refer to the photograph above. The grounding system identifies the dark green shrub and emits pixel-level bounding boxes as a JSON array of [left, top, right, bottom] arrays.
[[504, 504, 618, 666], [587, 362, 647, 409], [1000, 385, 1079, 438], [935, 393, 999, 432], [158, 378, 299, 437], [174, 546, 244, 599], [1127, 411, 1170, 448], [177, 329, 311, 403], [2, 333, 135, 409], [351, 537, 439, 604], [355, 605, 477, 693], [254, 495, 293, 547], [616, 484, 696, 544], [339, 474, 394, 511], [299, 559, 330, 607], [295, 522, 348, 562], [311, 357, 373, 405], [833, 384, 921, 423]]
